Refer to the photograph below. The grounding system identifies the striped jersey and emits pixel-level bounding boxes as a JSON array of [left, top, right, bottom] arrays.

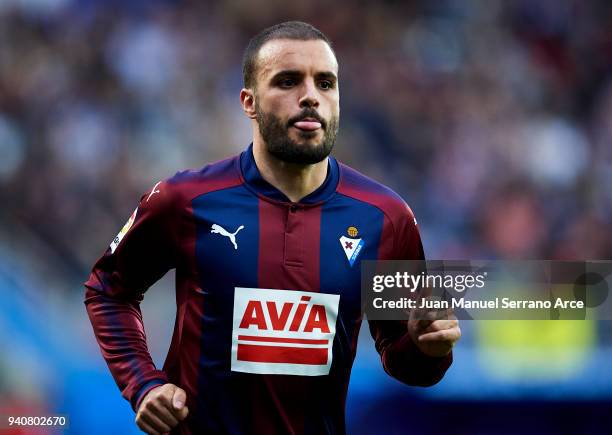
[[84, 144, 452, 435]]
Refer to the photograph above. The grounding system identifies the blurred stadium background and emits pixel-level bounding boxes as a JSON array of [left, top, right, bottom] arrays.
[[1, 0, 611, 433]]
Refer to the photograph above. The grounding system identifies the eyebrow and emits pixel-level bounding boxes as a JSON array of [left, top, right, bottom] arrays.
[[269, 69, 338, 83]]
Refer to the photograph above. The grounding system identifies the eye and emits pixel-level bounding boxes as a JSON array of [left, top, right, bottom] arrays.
[[279, 78, 296, 88], [319, 80, 334, 90]]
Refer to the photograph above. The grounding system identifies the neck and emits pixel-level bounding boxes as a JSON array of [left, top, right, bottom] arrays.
[[252, 137, 328, 203]]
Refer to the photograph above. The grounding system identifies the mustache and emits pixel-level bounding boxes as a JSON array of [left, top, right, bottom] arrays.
[[287, 109, 327, 129]]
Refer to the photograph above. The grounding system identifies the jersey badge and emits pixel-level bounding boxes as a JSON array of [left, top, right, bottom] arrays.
[[339, 226, 364, 267], [110, 207, 138, 253]]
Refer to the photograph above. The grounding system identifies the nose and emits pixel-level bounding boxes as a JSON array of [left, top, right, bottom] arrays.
[[298, 80, 319, 109]]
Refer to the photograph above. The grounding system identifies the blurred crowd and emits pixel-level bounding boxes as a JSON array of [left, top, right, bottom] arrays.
[[1, 0, 612, 290], [1, 1, 612, 432]]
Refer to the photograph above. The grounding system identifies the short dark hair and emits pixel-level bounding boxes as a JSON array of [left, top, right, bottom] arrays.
[[242, 21, 334, 89]]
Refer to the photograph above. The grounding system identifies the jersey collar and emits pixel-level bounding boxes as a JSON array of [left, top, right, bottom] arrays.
[[239, 143, 339, 205]]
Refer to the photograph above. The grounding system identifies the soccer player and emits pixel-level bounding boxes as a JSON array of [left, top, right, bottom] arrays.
[[85, 21, 460, 435]]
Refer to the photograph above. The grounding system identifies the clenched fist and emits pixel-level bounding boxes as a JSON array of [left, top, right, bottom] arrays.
[[136, 383, 189, 435], [408, 304, 461, 357]]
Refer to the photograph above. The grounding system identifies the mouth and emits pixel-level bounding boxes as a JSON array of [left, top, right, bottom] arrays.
[[291, 117, 323, 132]]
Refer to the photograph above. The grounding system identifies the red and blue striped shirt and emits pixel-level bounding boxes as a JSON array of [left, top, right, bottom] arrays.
[[85, 144, 452, 435]]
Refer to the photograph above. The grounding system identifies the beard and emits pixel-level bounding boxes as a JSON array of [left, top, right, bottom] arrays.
[[255, 102, 339, 165]]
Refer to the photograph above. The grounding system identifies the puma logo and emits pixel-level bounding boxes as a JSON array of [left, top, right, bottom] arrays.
[[211, 224, 245, 250]]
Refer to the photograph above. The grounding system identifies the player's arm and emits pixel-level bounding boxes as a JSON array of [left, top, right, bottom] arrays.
[[84, 181, 188, 429], [368, 206, 459, 386]]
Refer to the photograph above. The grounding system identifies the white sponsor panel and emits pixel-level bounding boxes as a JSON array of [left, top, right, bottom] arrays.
[[231, 287, 340, 376]]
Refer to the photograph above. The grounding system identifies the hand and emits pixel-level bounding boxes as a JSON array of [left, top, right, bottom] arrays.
[[408, 306, 461, 357], [135, 383, 189, 435]]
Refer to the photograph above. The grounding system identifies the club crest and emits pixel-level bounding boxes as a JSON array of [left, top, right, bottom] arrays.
[[339, 226, 364, 267]]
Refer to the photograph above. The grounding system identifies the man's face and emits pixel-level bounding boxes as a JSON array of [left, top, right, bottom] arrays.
[[252, 39, 340, 165]]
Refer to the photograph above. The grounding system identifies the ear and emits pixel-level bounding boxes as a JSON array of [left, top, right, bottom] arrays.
[[240, 88, 257, 119]]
